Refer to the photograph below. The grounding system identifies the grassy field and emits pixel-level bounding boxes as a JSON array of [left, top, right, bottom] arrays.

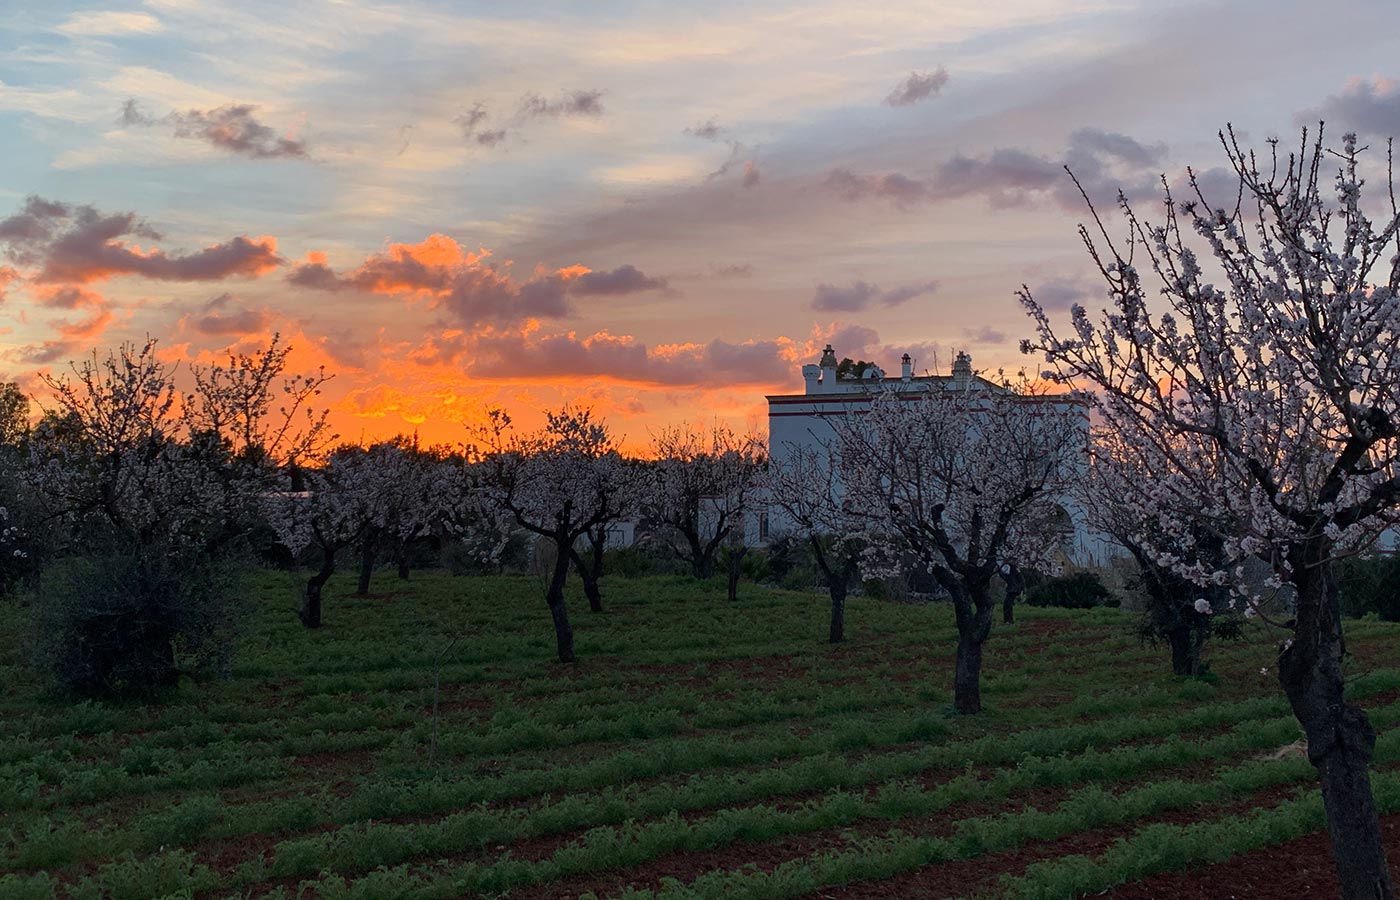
[[3, 571, 1400, 900]]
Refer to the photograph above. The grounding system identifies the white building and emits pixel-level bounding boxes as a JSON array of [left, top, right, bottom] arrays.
[[763, 344, 1116, 566]]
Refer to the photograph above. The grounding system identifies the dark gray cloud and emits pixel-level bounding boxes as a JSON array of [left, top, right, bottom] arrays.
[[570, 264, 668, 296], [707, 139, 761, 187], [885, 68, 949, 107], [825, 168, 928, 206], [122, 98, 308, 159], [827, 128, 1167, 211], [455, 103, 509, 147], [0, 196, 282, 284], [466, 329, 792, 387], [182, 292, 273, 336], [287, 243, 667, 327], [1027, 276, 1094, 310], [685, 119, 726, 140], [17, 306, 114, 365], [34, 284, 103, 309], [812, 278, 936, 311], [963, 325, 1007, 344], [519, 89, 605, 118], [810, 324, 946, 378], [455, 102, 488, 136], [1169, 166, 1242, 213], [1298, 76, 1400, 138]]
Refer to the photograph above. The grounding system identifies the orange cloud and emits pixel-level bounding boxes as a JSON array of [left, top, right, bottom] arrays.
[[285, 234, 668, 328]]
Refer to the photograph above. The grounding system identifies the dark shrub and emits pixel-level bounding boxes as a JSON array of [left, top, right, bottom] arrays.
[[764, 535, 810, 582], [30, 551, 248, 699], [1025, 571, 1119, 610], [602, 546, 654, 578], [1338, 554, 1400, 621], [740, 550, 770, 584]]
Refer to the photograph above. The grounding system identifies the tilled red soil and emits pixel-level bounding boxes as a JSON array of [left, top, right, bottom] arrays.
[[489, 774, 1299, 900], [794, 784, 1305, 900], [1102, 813, 1400, 900]]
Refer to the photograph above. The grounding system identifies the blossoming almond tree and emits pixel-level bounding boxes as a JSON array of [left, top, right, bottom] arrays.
[[644, 423, 764, 580], [1019, 127, 1400, 898], [763, 443, 864, 643], [267, 439, 459, 625], [834, 382, 1086, 713], [27, 336, 330, 692], [471, 406, 629, 662], [1079, 430, 1242, 676]]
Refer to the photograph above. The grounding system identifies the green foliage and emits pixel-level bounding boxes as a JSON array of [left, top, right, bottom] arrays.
[[1025, 571, 1119, 610], [603, 546, 656, 578], [28, 550, 249, 699], [2, 570, 1398, 898], [1338, 553, 1400, 621]]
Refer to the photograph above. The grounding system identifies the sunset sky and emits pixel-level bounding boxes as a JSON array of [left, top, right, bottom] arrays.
[[3, 0, 1399, 451]]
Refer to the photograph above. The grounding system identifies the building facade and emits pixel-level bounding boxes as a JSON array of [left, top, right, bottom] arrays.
[[763, 344, 1117, 567]]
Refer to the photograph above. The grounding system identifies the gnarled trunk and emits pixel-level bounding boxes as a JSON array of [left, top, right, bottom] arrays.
[[682, 526, 715, 579], [828, 579, 847, 643], [951, 578, 995, 715], [571, 547, 603, 613], [1279, 540, 1394, 900], [571, 526, 606, 613], [356, 531, 376, 597], [545, 534, 576, 663], [395, 539, 411, 580], [1166, 624, 1204, 677], [302, 546, 335, 629], [810, 537, 851, 643]]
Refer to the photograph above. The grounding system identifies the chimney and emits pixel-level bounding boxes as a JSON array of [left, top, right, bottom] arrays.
[[952, 351, 972, 389], [819, 344, 838, 392], [801, 364, 820, 394], [900, 353, 912, 381]]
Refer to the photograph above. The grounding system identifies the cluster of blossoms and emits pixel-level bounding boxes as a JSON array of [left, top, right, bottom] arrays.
[[26, 336, 333, 559], [1020, 126, 1400, 896], [0, 506, 29, 590]]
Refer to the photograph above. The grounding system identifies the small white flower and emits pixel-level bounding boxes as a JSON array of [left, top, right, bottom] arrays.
[[1260, 667, 1269, 675], [1193, 598, 1212, 615]]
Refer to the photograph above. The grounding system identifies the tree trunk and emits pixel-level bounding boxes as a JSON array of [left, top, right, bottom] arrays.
[[571, 548, 603, 613], [356, 532, 375, 597], [951, 581, 994, 715], [302, 546, 335, 629], [545, 535, 576, 663], [810, 538, 850, 644], [396, 540, 410, 580], [725, 546, 746, 601], [828, 578, 847, 643], [1166, 624, 1203, 677], [1279, 540, 1394, 900], [683, 527, 713, 579], [1002, 564, 1024, 625]]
